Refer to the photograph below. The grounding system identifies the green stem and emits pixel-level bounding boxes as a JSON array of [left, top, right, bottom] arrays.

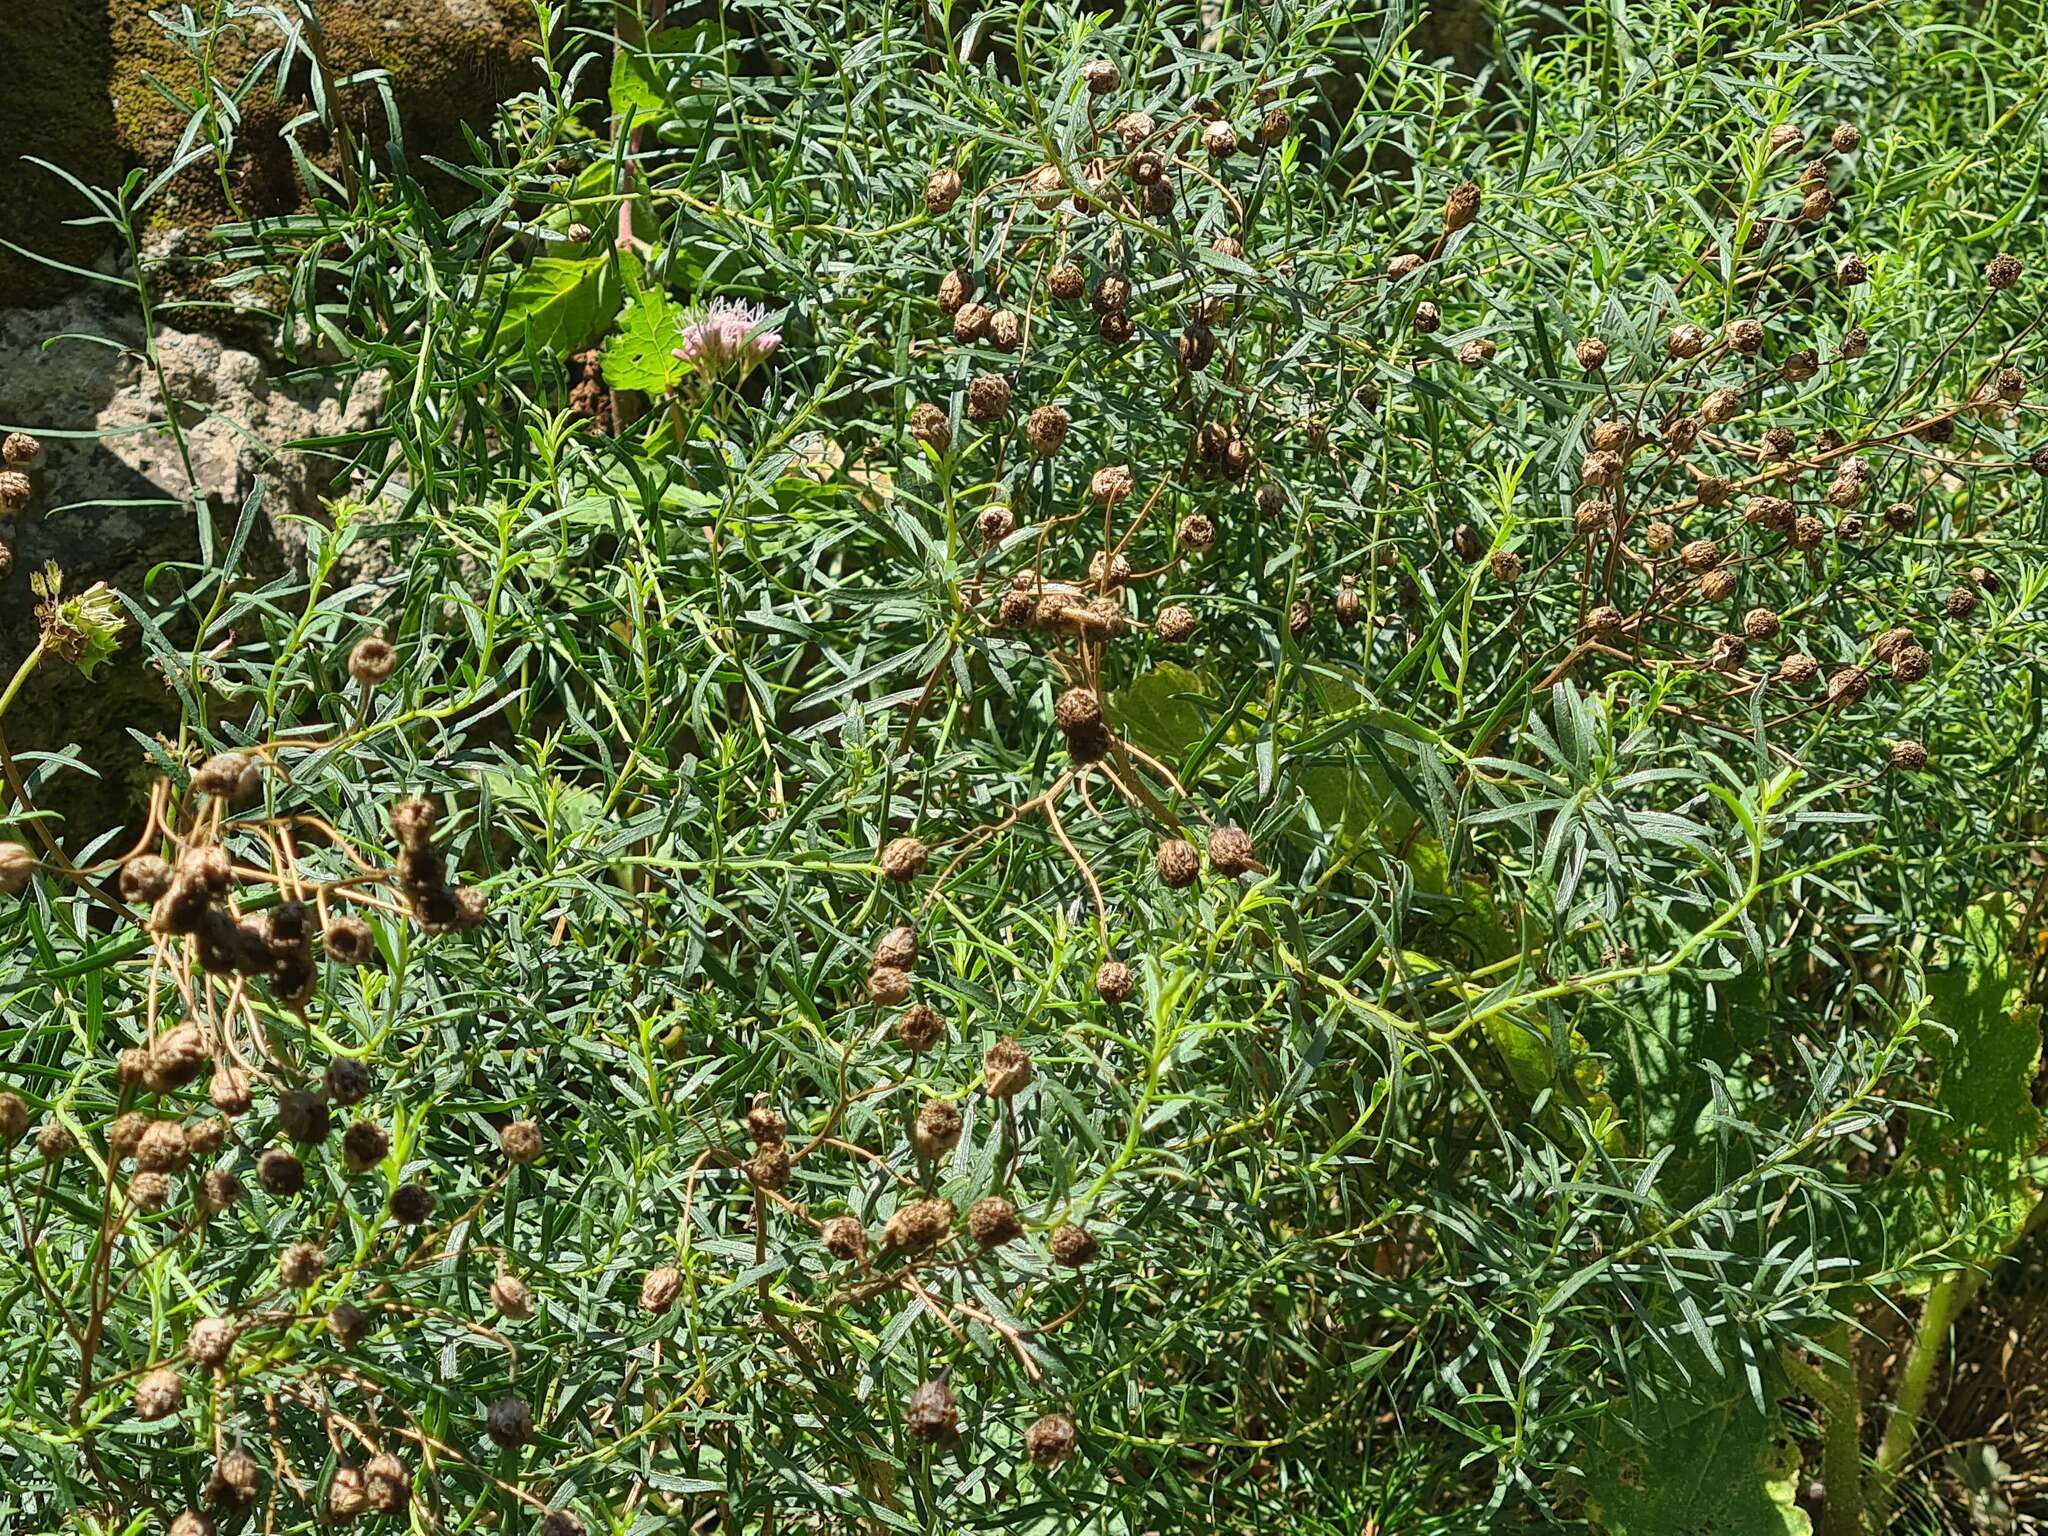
[[0, 639, 48, 724], [1872, 1270, 1968, 1499], [1816, 1321, 1864, 1536]]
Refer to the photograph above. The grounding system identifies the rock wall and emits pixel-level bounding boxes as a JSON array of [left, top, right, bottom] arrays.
[[1, 0, 537, 305], [0, 294, 384, 829]]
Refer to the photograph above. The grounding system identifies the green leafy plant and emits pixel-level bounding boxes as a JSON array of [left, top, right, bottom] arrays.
[[1, 2, 2045, 1533]]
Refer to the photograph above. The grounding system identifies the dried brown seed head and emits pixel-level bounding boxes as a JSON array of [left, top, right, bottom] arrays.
[[0, 432, 41, 465], [1412, 301, 1441, 334], [952, 301, 992, 343], [740, 1100, 788, 1147], [119, 853, 173, 904], [982, 1036, 1034, 1099], [640, 1265, 682, 1314], [278, 1242, 327, 1288], [906, 1379, 960, 1444], [209, 1449, 263, 1508], [881, 1196, 955, 1254], [1081, 56, 1119, 94], [1049, 1223, 1099, 1266], [1088, 464, 1134, 506], [1890, 645, 1931, 683], [1154, 603, 1197, 643], [325, 1303, 372, 1349], [872, 924, 918, 973], [1575, 337, 1609, 370], [1945, 585, 1980, 620], [896, 1002, 946, 1052], [1489, 550, 1523, 584], [1888, 739, 1928, 771], [821, 1214, 868, 1261], [1048, 262, 1085, 302], [1666, 322, 1707, 360], [1387, 253, 1424, 281], [1093, 959, 1135, 1004], [1114, 111, 1155, 148], [187, 1317, 236, 1369], [1985, 252, 2022, 291], [324, 1056, 372, 1107], [347, 637, 397, 686], [1054, 688, 1103, 734], [328, 1465, 370, 1521], [147, 1022, 208, 1090], [136, 1118, 189, 1173], [1202, 119, 1240, 158], [0, 470, 32, 512], [910, 403, 952, 453], [1090, 273, 1130, 315], [486, 1395, 534, 1449], [343, 1119, 391, 1173], [1156, 839, 1200, 888], [493, 1273, 535, 1320], [746, 1141, 792, 1192], [258, 1147, 305, 1196], [966, 372, 1012, 423], [316, 915, 375, 971], [868, 965, 913, 1006], [1206, 825, 1256, 876], [880, 836, 929, 882], [1826, 665, 1871, 709], [1834, 253, 1869, 287], [1679, 537, 1721, 574], [389, 1182, 436, 1226], [135, 1366, 184, 1422], [1025, 403, 1069, 457], [1778, 652, 1819, 686], [277, 1089, 330, 1146], [976, 504, 1016, 546], [1443, 180, 1481, 231], [1742, 607, 1781, 643], [364, 1452, 408, 1514], [936, 268, 973, 315], [913, 1098, 963, 1159], [200, 1167, 242, 1213], [1177, 514, 1216, 552], [1579, 450, 1623, 488], [1025, 1411, 1079, 1467], [1700, 568, 1739, 603], [36, 1121, 73, 1160], [967, 1195, 1022, 1247], [925, 167, 963, 216], [1585, 605, 1626, 637]]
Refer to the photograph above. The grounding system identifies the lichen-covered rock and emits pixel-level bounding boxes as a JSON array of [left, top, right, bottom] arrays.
[[0, 293, 382, 832], [1, 1, 537, 304]]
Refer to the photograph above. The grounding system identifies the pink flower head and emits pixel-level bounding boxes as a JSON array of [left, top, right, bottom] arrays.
[[673, 298, 781, 379]]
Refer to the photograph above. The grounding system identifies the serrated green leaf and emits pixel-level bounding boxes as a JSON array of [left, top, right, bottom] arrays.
[[600, 291, 690, 393], [1584, 1386, 1812, 1536], [1871, 895, 2045, 1274], [491, 254, 627, 357]]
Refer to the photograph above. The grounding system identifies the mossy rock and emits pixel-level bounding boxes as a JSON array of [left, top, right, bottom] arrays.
[[0, 2, 123, 305], [2, 0, 537, 305]]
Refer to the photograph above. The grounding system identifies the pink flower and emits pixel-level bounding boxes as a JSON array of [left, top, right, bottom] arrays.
[[672, 299, 781, 379]]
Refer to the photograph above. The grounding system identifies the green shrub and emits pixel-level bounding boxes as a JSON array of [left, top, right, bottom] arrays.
[[1, 2, 2044, 1532]]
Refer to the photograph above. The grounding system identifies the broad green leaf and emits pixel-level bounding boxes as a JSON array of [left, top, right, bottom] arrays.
[[600, 291, 690, 394], [491, 255, 627, 357], [1871, 895, 2045, 1276], [1584, 1387, 1812, 1536]]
